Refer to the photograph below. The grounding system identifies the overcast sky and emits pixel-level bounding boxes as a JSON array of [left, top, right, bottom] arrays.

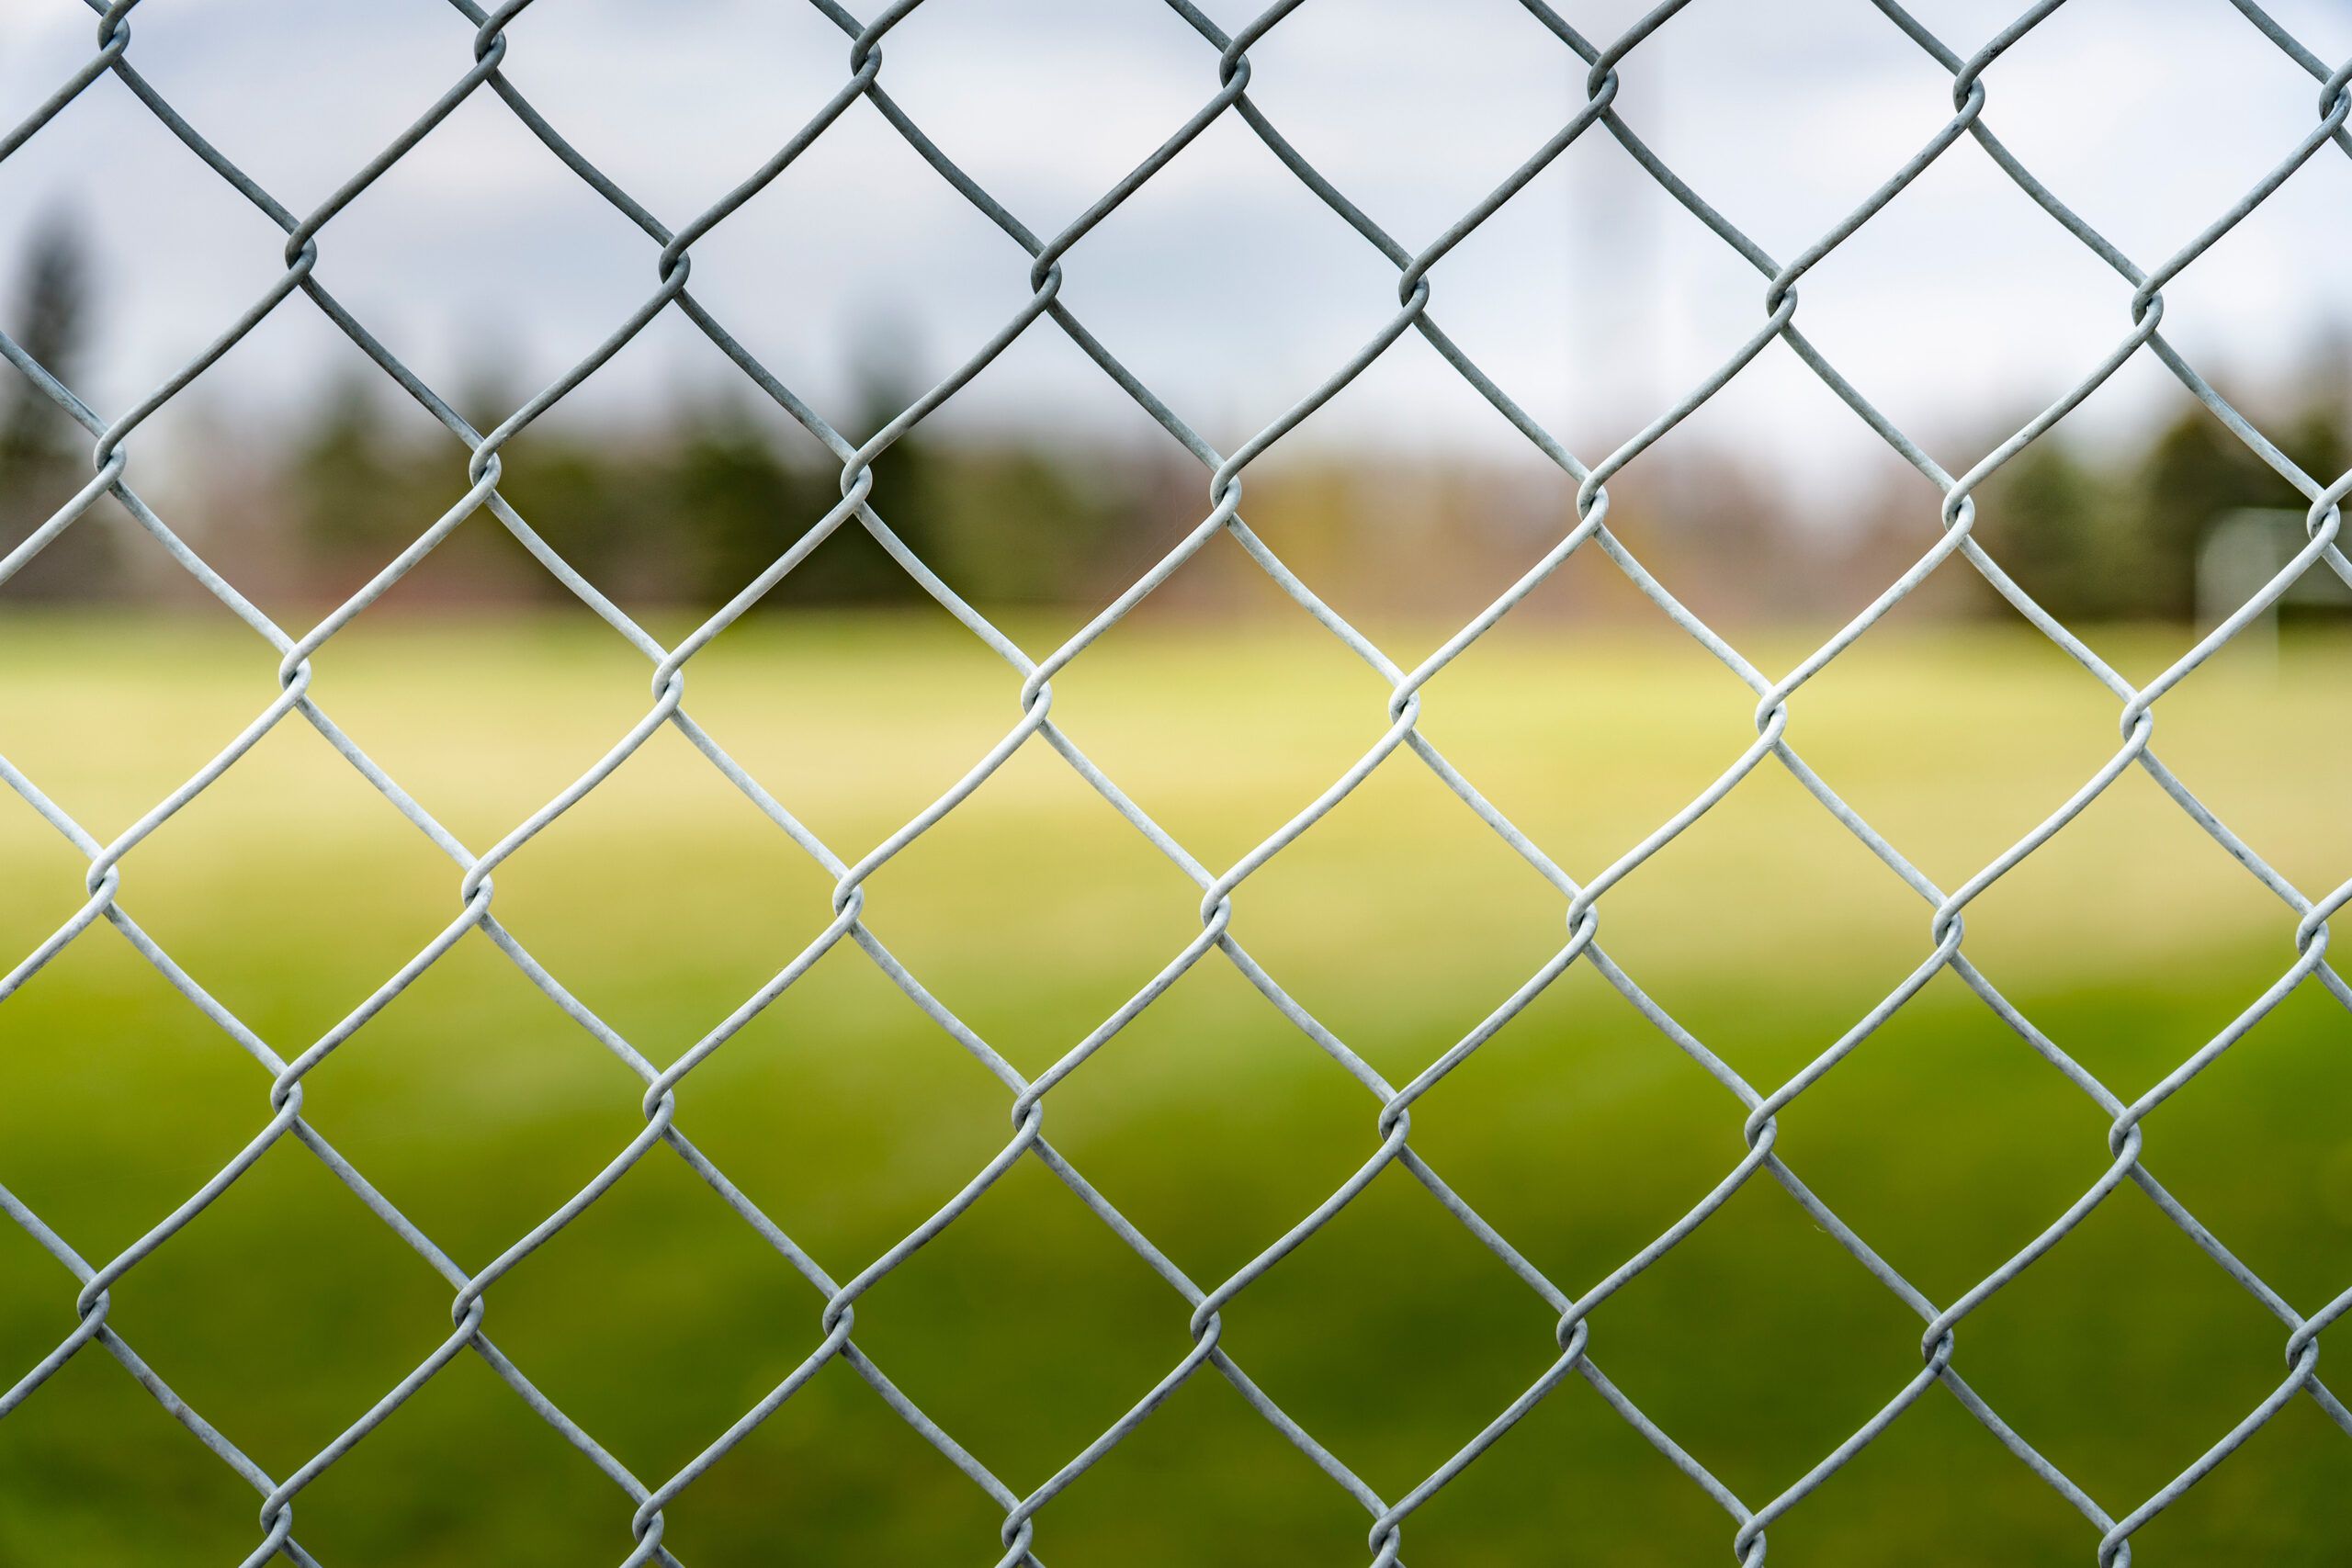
[[4, 0, 2351, 500]]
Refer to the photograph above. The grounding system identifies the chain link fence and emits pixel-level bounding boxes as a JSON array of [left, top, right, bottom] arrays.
[[5, 0, 2352, 1562]]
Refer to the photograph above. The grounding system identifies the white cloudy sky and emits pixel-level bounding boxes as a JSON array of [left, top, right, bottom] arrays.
[[2, 0, 2350, 497]]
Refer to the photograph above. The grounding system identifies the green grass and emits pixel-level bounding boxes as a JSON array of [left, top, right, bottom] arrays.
[[2, 610, 2350, 1565]]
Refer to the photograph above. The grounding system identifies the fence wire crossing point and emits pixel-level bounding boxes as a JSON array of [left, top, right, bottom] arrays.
[[6, 0, 2352, 1563]]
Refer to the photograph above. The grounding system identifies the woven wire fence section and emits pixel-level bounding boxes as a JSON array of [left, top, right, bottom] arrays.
[[5, 0, 2352, 1562]]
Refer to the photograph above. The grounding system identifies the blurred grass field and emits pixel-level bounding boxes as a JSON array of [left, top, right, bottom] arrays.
[[2, 609, 2351, 1565]]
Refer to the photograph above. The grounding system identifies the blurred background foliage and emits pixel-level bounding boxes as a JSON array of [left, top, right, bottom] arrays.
[[6, 216, 2351, 633]]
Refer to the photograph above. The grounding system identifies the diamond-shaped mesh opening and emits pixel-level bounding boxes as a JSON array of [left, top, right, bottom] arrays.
[[302, 86, 662, 406], [652, 1351, 1013, 1564], [1955, 1176, 2314, 1512], [1045, 953, 1370, 1287], [1241, 0, 1586, 246], [1590, 1173, 1930, 1506], [1795, 146, 2140, 455], [1616, 0, 1964, 257], [479, 1143, 831, 1488], [294, 1346, 644, 1568], [674, 601, 1020, 845], [1052, 111, 1416, 456], [2133, 626, 2352, 897], [1212, 1160, 1567, 1504], [679, 93, 1047, 418], [1218, 336, 1588, 635], [681, 940, 1016, 1269], [1972, 0, 2334, 260], [0, 929, 266, 1261], [484, 720, 842, 1049], [1776, 965, 2122, 1304], [1773, 610, 2134, 884], [858, 742, 1211, 1080], [291, 926, 656, 1266], [270, 609, 659, 850], [1404, 1357, 1740, 1562], [878, 333, 1208, 623], [88, 1136, 454, 1483], [879, 0, 1224, 241], [1961, 761, 2306, 1043], [1578, 752, 1936, 1090], [2158, 148, 2352, 379], [1403, 960, 1742, 1292], [118, 0, 478, 217], [1227, 748, 1573, 1082], [1035, 585, 1397, 864], [0, 77, 295, 419], [104, 714, 463, 1042], [1028, 1367, 1373, 1567], [1422, 122, 1780, 464], [1774, 1382, 2106, 1562], [492, 1, 854, 221], [847, 1151, 1195, 1490]]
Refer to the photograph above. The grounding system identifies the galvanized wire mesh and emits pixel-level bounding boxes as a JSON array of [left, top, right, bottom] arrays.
[[5, 0, 2352, 1562]]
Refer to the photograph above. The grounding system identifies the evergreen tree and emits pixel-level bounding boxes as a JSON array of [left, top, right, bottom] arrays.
[[289, 371, 416, 570], [672, 405, 826, 610], [2125, 409, 2275, 621], [821, 351, 943, 605], [2278, 378, 2348, 502], [1974, 434, 2118, 620], [0, 219, 108, 600], [937, 445, 1128, 608], [489, 433, 650, 602]]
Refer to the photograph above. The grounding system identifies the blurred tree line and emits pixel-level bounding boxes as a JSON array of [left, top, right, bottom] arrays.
[[3, 220, 2347, 623], [1967, 357, 2350, 622], [0, 220, 1193, 615], [283, 368, 1187, 614]]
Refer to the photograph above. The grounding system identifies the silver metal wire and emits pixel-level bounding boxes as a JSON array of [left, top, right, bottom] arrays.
[[5, 1, 2352, 1562]]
